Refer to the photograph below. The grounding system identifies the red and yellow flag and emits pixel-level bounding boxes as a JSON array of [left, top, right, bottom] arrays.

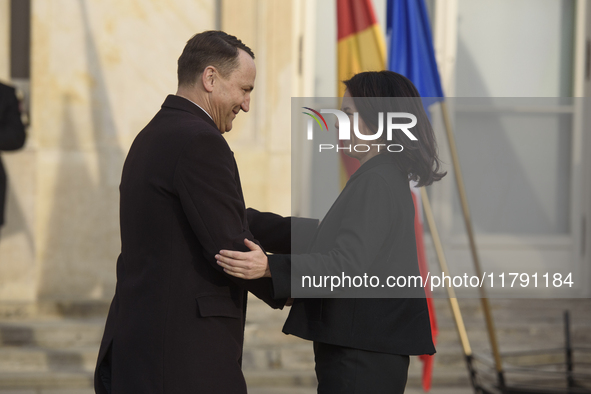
[[336, 0, 386, 182], [337, 2, 439, 390], [337, 0, 386, 96]]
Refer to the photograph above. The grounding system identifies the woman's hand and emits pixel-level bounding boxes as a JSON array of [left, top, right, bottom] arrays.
[[216, 239, 271, 279]]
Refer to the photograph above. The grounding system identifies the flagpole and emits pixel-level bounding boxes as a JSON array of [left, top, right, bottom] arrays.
[[419, 187, 471, 356], [439, 101, 505, 387], [420, 187, 485, 390]]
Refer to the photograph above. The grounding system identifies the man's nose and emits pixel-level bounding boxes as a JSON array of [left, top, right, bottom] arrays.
[[334, 118, 339, 130], [241, 94, 250, 113]]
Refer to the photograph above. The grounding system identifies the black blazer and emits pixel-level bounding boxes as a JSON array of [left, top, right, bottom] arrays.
[[263, 153, 436, 356], [95, 95, 284, 394], [0, 83, 26, 226]]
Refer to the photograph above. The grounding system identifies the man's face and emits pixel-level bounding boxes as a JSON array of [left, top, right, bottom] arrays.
[[210, 49, 256, 133]]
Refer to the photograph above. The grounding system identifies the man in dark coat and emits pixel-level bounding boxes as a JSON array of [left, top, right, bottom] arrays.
[[94, 31, 284, 394], [0, 82, 26, 228]]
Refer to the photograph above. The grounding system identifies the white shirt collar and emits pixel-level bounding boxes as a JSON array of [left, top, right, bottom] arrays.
[[183, 97, 214, 121]]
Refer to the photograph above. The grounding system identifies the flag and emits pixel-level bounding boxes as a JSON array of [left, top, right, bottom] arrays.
[[387, 0, 444, 99], [336, 0, 386, 181], [411, 186, 439, 392], [387, 0, 445, 390]]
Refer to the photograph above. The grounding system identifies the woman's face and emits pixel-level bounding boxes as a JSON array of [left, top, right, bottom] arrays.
[[339, 90, 377, 162]]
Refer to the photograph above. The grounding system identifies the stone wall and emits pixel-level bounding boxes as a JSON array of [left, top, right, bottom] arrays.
[[222, 0, 294, 216], [0, 0, 36, 302], [0, 0, 297, 305]]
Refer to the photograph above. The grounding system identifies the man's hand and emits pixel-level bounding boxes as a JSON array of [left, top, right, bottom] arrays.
[[216, 239, 271, 279]]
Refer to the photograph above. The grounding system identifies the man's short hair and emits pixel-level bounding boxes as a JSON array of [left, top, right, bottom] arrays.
[[177, 30, 255, 87]]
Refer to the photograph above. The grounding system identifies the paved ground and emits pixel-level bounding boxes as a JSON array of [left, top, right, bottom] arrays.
[[250, 387, 474, 394], [0, 387, 475, 394]]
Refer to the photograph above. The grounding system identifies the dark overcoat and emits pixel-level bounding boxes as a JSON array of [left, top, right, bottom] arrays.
[[95, 95, 284, 394]]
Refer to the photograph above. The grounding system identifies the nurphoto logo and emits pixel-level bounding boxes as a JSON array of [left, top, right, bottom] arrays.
[[302, 107, 418, 153]]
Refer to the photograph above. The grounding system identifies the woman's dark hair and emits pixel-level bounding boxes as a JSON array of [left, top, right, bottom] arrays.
[[178, 30, 254, 87], [343, 71, 446, 187]]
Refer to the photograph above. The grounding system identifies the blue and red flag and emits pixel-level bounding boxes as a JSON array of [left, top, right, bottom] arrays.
[[387, 0, 445, 391]]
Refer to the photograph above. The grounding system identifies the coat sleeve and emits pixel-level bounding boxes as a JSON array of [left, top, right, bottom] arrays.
[[246, 208, 319, 254], [268, 173, 399, 299], [247, 208, 319, 300], [173, 130, 284, 308], [0, 85, 26, 151]]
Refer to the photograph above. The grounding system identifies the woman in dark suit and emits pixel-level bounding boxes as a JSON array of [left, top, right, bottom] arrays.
[[217, 71, 446, 393]]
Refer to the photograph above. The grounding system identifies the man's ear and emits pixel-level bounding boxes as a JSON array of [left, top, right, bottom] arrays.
[[201, 66, 216, 93]]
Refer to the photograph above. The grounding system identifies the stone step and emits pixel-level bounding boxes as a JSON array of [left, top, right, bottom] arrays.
[[2, 316, 585, 353], [242, 342, 547, 372], [244, 370, 317, 388], [0, 319, 105, 349], [0, 370, 466, 391], [243, 367, 471, 388], [0, 358, 468, 390], [244, 323, 590, 348], [1, 347, 585, 390], [1, 342, 584, 382], [243, 344, 314, 371], [0, 342, 466, 375], [0, 367, 585, 392], [0, 358, 562, 391], [0, 346, 97, 372], [0, 372, 93, 389], [0, 301, 110, 320]]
